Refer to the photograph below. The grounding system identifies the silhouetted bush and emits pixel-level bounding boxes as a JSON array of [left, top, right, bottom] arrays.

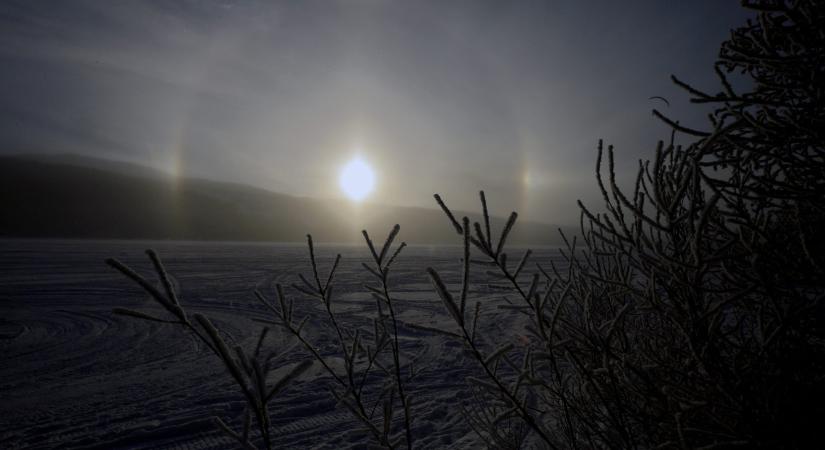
[[107, 251, 313, 449], [426, 1, 824, 448], [109, 227, 416, 449]]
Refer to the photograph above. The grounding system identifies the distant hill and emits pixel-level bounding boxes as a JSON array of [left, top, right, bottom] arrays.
[[0, 154, 569, 244]]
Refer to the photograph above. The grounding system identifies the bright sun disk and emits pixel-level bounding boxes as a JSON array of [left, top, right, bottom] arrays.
[[339, 157, 375, 201]]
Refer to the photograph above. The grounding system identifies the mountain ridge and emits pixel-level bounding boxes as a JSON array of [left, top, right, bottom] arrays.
[[0, 154, 570, 244]]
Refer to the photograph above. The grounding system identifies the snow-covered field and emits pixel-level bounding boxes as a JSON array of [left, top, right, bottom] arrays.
[[0, 239, 564, 449]]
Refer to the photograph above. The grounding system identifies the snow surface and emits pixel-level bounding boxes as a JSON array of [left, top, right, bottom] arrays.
[[0, 239, 565, 449]]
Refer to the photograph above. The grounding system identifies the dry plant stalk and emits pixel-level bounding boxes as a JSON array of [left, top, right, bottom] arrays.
[[109, 226, 415, 449], [107, 250, 312, 450], [255, 228, 415, 449]]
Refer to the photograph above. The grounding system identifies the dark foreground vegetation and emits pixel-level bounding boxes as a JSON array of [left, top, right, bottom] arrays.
[[108, 1, 825, 448]]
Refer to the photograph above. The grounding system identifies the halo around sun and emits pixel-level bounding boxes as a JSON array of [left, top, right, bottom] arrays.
[[339, 157, 375, 201]]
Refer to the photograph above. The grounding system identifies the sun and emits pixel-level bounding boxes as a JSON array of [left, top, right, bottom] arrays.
[[339, 157, 375, 201]]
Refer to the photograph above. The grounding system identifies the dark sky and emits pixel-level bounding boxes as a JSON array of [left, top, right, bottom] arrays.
[[0, 1, 750, 224]]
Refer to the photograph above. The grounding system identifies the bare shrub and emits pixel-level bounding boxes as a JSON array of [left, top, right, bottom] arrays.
[[427, 1, 825, 448], [107, 250, 312, 449], [108, 226, 415, 449], [254, 229, 415, 449]]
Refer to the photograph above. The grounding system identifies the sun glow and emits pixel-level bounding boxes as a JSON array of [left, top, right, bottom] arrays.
[[339, 157, 375, 201]]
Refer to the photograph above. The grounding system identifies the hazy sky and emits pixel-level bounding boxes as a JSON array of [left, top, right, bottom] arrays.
[[0, 1, 750, 224]]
